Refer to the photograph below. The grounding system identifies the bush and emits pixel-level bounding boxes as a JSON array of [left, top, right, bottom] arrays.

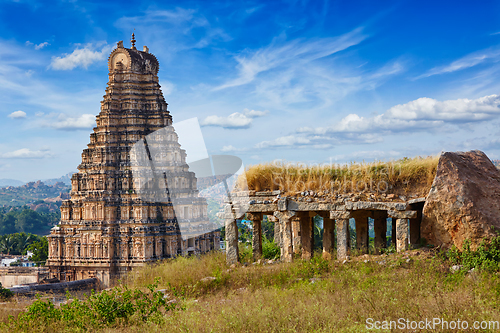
[[0, 283, 13, 300], [262, 235, 280, 260], [4, 279, 176, 331], [448, 236, 500, 272]]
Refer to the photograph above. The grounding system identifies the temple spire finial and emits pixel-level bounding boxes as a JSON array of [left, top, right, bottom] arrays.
[[131, 32, 136, 50]]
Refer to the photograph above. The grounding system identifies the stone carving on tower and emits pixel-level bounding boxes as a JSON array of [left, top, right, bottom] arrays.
[[47, 36, 220, 286]]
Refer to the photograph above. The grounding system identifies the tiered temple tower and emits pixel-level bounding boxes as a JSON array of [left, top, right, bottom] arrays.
[[47, 36, 219, 286]]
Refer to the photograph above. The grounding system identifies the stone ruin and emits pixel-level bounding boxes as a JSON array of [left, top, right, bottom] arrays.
[[221, 150, 500, 264], [47, 37, 220, 287]]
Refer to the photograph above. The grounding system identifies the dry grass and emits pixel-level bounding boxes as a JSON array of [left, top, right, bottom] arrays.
[[5, 250, 500, 332], [239, 155, 439, 197], [117, 251, 500, 332]]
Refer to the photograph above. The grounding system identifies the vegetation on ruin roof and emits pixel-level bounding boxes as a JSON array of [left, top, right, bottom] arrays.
[[240, 155, 439, 197]]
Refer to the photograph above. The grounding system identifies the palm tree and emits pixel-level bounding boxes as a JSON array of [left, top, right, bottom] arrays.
[[0, 235, 17, 255], [15, 233, 36, 254]]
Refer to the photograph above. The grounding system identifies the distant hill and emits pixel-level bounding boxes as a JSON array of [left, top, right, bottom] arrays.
[[0, 180, 70, 208], [43, 172, 75, 186], [0, 179, 24, 187]]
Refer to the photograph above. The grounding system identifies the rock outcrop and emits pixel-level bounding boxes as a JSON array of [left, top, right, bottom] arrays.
[[421, 150, 500, 250]]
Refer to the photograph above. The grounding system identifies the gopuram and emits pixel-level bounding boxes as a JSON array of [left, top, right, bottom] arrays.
[[47, 35, 220, 287]]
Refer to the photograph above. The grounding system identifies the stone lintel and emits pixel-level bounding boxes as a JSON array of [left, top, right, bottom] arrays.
[[388, 210, 417, 219], [246, 212, 263, 221], [330, 211, 352, 219], [246, 204, 278, 213], [346, 201, 407, 211], [255, 190, 281, 196], [286, 201, 340, 212], [408, 197, 426, 205]]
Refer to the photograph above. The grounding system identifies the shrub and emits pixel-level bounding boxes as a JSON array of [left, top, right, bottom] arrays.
[[4, 279, 176, 331], [448, 236, 500, 272], [262, 235, 280, 260], [0, 283, 12, 301]]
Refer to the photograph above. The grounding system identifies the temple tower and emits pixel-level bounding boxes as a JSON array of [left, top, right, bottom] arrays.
[[47, 37, 219, 286]]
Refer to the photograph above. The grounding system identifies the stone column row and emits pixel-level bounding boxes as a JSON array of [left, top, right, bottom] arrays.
[[225, 209, 417, 264]]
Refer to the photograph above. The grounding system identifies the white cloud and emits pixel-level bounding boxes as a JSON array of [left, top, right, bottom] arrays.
[[35, 42, 50, 50], [116, 8, 231, 53], [256, 135, 312, 148], [26, 41, 50, 50], [214, 27, 368, 90], [221, 145, 238, 152], [201, 113, 252, 129], [243, 108, 268, 117], [255, 94, 500, 150], [416, 46, 500, 79], [8, 110, 26, 119], [0, 148, 51, 159], [43, 114, 96, 130], [50, 43, 112, 70], [200, 109, 268, 129]]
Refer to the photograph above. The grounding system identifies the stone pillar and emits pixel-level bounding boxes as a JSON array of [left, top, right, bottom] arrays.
[[247, 213, 263, 261], [388, 211, 416, 253], [373, 210, 387, 253], [391, 219, 396, 247], [272, 216, 282, 248], [353, 212, 369, 254], [331, 211, 351, 260], [292, 217, 302, 255], [409, 202, 424, 247], [225, 218, 239, 264], [274, 211, 295, 262], [300, 213, 314, 260], [396, 219, 409, 252], [321, 214, 335, 260]]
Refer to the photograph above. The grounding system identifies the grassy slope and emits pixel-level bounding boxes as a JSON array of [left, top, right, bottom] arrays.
[[240, 156, 439, 198], [4, 250, 500, 332]]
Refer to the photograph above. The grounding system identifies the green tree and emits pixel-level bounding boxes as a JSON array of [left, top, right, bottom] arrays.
[[0, 235, 17, 254], [14, 232, 37, 255], [25, 237, 48, 265]]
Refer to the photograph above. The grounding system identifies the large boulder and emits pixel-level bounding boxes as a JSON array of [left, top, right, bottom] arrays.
[[421, 150, 500, 250]]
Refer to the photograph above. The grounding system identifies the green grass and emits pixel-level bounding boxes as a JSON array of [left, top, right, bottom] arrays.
[[4, 248, 500, 332]]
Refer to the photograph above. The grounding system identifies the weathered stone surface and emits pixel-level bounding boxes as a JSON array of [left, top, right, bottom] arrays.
[[373, 210, 387, 252], [291, 217, 301, 255], [278, 198, 287, 211], [422, 150, 500, 249], [396, 218, 409, 252], [246, 203, 278, 213], [330, 211, 352, 219], [299, 213, 314, 260], [322, 217, 335, 260], [247, 213, 263, 261], [353, 212, 369, 254], [225, 218, 239, 264], [347, 201, 407, 211], [274, 211, 295, 262], [388, 210, 417, 219], [336, 218, 350, 260]]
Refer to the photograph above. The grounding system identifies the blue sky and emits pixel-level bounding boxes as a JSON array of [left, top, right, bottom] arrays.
[[2, 0, 500, 182]]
